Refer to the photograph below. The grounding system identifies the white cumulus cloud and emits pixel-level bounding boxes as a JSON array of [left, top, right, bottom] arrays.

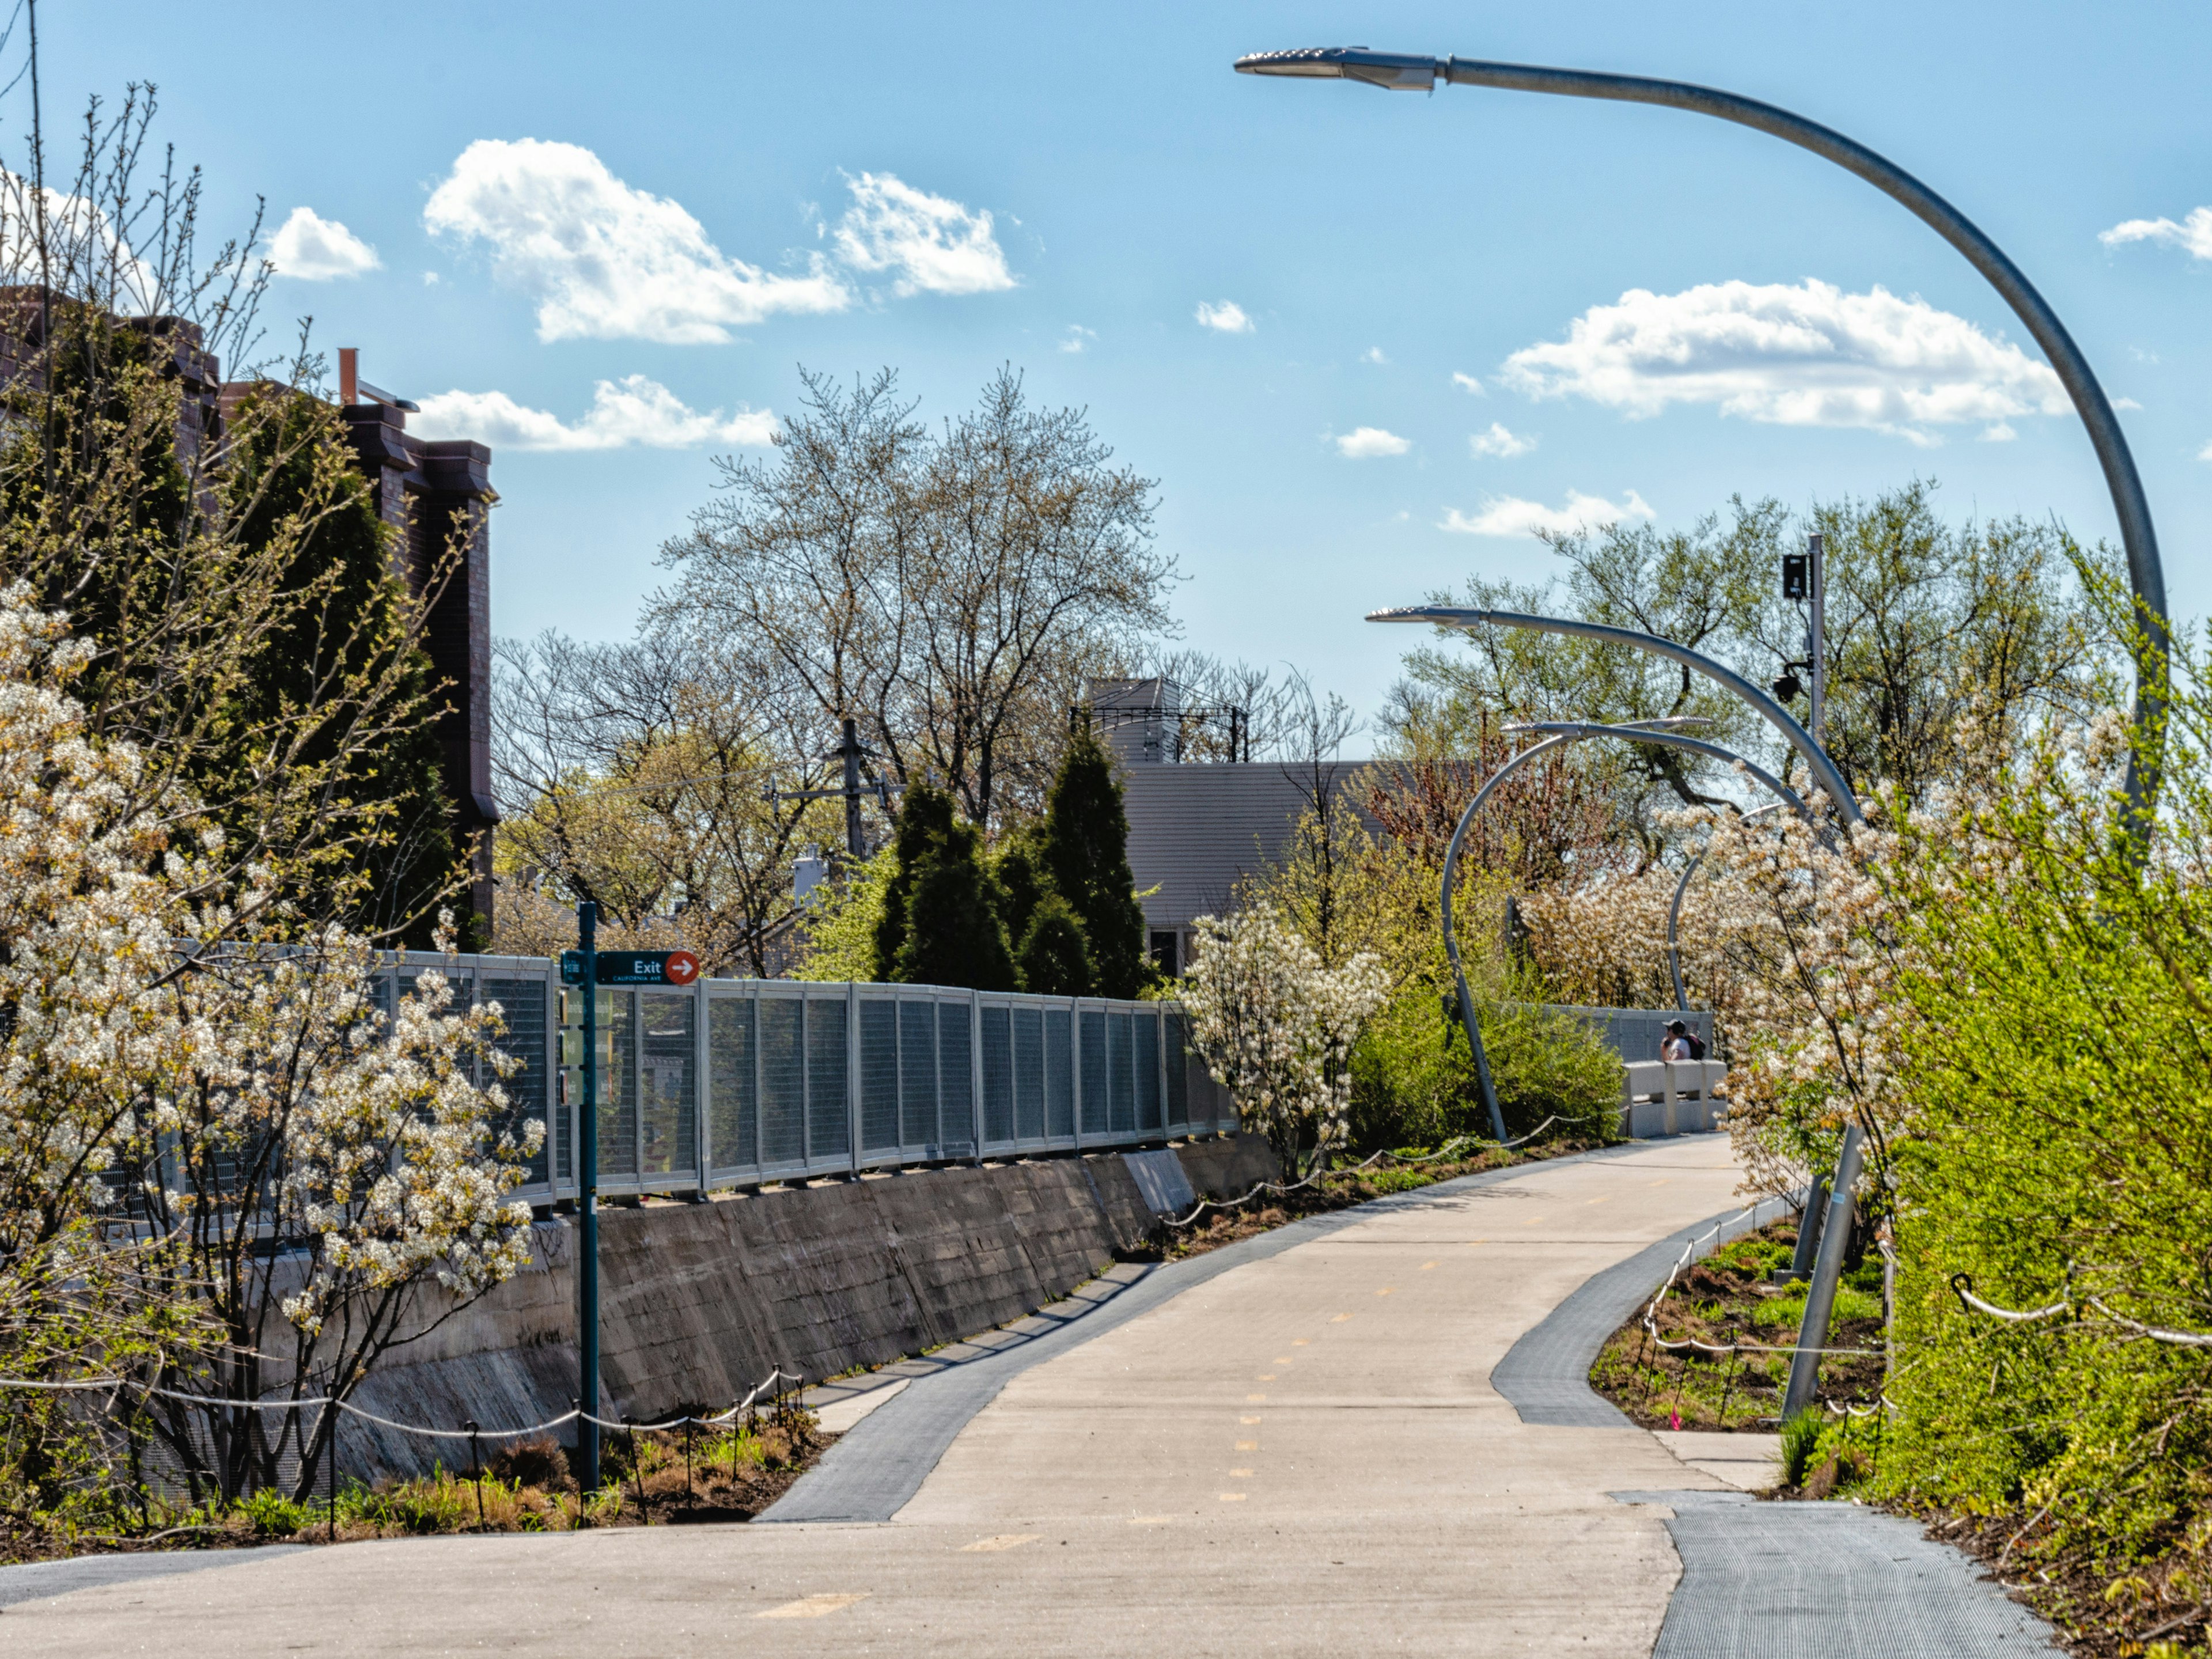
[[1501, 278, 2068, 445], [832, 171, 1014, 296], [269, 206, 380, 281], [411, 376, 777, 451], [1469, 422, 1536, 459], [424, 138, 848, 343], [2101, 207, 2212, 261], [1336, 426, 1410, 458], [1441, 489, 1654, 539], [1195, 299, 1254, 334], [1362, 346, 1389, 365], [1058, 324, 1096, 354], [2200, 439, 2212, 463], [1452, 372, 1484, 396]]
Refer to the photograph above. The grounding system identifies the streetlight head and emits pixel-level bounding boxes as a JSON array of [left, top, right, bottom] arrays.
[[1234, 47, 1442, 92]]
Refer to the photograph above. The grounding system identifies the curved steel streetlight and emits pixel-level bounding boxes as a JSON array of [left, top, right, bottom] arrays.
[[1441, 719, 1813, 1139], [1238, 46, 2168, 830], [1375, 605, 1865, 824]]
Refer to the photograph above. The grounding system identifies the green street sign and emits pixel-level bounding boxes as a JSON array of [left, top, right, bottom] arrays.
[[561, 949, 700, 987]]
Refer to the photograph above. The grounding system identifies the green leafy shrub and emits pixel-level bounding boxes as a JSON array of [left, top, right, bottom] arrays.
[[1349, 968, 1620, 1150]]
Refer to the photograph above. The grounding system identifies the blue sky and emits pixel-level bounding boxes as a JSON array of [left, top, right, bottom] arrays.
[[34, 2, 2212, 733]]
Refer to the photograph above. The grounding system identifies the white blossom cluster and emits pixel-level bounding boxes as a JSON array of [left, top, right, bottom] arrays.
[[1181, 905, 1388, 1179], [0, 582, 540, 1389]]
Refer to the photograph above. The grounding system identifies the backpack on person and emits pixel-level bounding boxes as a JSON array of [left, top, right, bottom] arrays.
[[1685, 1031, 1707, 1060]]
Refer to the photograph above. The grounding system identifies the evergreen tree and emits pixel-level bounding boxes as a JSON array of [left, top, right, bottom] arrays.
[[873, 783, 1017, 990], [1014, 893, 1091, 997], [991, 820, 1050, 955], [1041, 724, 1148, 997]]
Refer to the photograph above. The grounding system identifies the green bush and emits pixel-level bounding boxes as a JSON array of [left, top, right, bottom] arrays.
[[1349, 968, 1620, 1151]]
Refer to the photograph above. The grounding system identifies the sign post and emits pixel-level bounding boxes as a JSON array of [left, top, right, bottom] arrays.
[[570, 904, 601, 1488], [558, 937, 703, 1493]]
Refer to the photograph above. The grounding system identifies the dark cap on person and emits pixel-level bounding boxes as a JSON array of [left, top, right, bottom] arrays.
[[1665, 1019, 1688, 1034]]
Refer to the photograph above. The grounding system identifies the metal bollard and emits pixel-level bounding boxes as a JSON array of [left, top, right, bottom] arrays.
[[1783, 1125, 1864, 1419], [1778, 1173, 1829, 1284]]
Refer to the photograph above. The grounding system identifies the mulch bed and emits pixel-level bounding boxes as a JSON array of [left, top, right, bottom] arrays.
[[1587, 1218, 1885, 1434]]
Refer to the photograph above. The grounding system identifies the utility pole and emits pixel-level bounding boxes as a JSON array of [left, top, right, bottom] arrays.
[[1806, 531, 1827, 752], [767, 717, 889, 862]]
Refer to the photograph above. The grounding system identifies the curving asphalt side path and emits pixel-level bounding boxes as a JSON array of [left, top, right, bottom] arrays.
[[0, 1134, 2056, 1656]]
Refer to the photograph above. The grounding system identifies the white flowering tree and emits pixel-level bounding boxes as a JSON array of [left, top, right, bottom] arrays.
[[1183, 906, 1388, 1180], [0, 586, 540, 1508]]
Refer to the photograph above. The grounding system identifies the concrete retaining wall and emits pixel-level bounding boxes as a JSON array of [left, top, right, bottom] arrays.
[[340, 1134, 1276, 1479]]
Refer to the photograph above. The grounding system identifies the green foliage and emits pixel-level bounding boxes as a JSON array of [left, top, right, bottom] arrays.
[[1041, 724, 1147, 997], [1781, 1411, 1826, 1488], [1349, 965, 1621, 1151], [1014, 892, 1091, 997], [873, 783, 1016, 991], [1873, 617, 2212, 1574], [219, 387, 461, 944], [793, 847, 894, 981]]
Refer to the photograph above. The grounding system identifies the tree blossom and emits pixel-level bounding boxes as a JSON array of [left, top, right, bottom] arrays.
[[1182, 905, 1388, 1179]]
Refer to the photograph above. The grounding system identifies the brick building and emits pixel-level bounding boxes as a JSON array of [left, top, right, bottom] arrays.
[[0, 296, 499, 934], [334, 348, 499, 930]]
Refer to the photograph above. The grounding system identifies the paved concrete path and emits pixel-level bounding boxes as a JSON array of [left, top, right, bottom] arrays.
[[0, 1137, 2041, 1656]]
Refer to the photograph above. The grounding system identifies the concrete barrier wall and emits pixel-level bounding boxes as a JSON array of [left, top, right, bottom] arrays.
[[340, 1134, 1277, 1479]]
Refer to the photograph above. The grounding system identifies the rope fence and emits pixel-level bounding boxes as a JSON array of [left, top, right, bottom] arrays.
[[1163, 1117, 1567, 1230], [1949, 1270, 2212, 1348], [0, 1366, 809, 1444]]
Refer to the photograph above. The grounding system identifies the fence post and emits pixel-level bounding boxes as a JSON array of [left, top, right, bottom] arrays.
[[694, 978, 711, 1199], [971, 989, 985, 1164], [845, 980, 861, 1177], [1070, 998, 1085, 1152], [1784, 1124, 1865, 1419], [1156, 1002, 1170, 1140]]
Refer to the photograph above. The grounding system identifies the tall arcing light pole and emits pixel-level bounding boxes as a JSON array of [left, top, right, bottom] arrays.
[[1234, 46, 2169, 836]]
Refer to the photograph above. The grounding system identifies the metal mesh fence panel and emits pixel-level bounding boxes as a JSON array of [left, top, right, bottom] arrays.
[[1045, 1007, 1074, 1138], [938, 1002, 974, 1156], [639, 992, 695, 1179], [806, 997, 849, 1166], [981, 1005, 1014, 1145], [759, 998, 805, 1166], [604, 993, 638, 1179], [1013, 1006, 1045, 1141], [1164, 1008, 1190, 1129], [1080, 1009, 1108, 1137], [859, 999, 899, 1154], [709, 997, 756, 1171], [1135, 1011, 1161, 1132], [483, 975, 551, 1184], [1108, 1010, 1135, 1134], [899, 999, 937, 1150]]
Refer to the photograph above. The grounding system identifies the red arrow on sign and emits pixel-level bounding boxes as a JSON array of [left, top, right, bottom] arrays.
[[665, 950, 701, 987]]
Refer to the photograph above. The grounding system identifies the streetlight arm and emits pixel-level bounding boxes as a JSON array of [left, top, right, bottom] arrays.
[[1370, 604, 1863, 822], [1241, 44, 2165, 830], [1514, 722, 1813, 823]]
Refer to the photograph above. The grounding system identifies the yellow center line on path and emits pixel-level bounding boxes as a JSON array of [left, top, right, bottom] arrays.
[[1247, 1393, 1267, 1403], [1524, 1215, 1544, 1225], [1229, 1468, 1254, 1477], [1588, 1196, 1609, 1205], [1219, 1493, 1247, 1502], [1292, 1338, 1310, 1346], [1236, 1440, 1259, 1450], [1376, 1287, 1396, 1296], [1649, 1179, 1672, 1187], [1419, 1260, 1438, 1270], [1257, 1374, 1275, 1381], [960, 1535, 1041, 1553], [1240, 1415, 1262, 1425], [1274, 1357, 1293, 1365], [758, 1594, 870, 1619], [1331, 1313, 1353, 1323]]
